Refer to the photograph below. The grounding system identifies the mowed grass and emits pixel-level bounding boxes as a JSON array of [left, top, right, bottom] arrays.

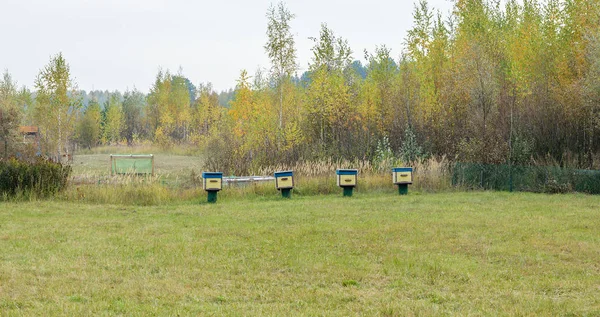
[[0, 192, 599, 315]]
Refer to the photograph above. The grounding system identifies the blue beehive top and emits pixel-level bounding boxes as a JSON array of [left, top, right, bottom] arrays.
[[393, 167, 413, 173], [274, 171, 293, 177], [336, 169, 358, 175], [202, 172, 223, 179]]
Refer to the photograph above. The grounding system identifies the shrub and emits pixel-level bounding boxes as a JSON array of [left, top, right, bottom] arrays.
[[0, 158, 71, 199], [400, 125, 427, 164]]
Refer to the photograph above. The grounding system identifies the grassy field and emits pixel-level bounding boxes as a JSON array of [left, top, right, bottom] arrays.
[[70, 153, 204, 189], [1, 192, 599, 315], [72, 153, 204, 176]]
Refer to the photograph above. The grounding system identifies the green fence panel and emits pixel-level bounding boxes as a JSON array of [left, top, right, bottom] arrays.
[[111, 155, 154, 175], [452, 163, 600, 194]]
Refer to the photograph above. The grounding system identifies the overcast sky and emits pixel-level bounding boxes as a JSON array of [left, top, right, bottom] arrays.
[[0, 0, 456, 93]]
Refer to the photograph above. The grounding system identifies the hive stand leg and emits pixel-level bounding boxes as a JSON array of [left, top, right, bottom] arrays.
[[398, 184, 409, 195], [207, 191, 218, 203], [281, 188, 292, 198], [343, 187, 354, 197]]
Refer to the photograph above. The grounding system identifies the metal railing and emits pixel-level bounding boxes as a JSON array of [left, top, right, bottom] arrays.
[[223, 176, 275, 186]]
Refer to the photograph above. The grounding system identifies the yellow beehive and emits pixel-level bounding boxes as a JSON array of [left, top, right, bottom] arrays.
[[393, 168, 413, 184], [202, 172, 223, 191], [274, 171, 294, 189], [336, 169, 358, 187]]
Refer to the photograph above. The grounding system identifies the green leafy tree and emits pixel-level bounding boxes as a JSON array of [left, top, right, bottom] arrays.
[[169, 74, 191, 141], [304, 24, 354, 157], [265, 1, 297, 130], [0, 71, 22, 158], [121, 89, 146, 145], [34, 53, 81, 159], [77, 100, 102, 149], [364, 46, 400, 145], [193, 83, 221, 138], [146, 70, 191, 144], [147, 69, 171, 138], [102, 93, 124, 145], [400, 125, 426, 164]]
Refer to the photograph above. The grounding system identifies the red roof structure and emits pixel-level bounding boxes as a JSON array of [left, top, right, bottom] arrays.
[[19, 126, 39, 134]]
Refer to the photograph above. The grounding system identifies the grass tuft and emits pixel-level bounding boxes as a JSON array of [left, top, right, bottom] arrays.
[[342, 280, 360, 287]]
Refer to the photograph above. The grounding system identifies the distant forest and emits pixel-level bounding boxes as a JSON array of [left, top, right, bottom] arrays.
[[78, 87, 237, 111], [1, 0, 599, 173]]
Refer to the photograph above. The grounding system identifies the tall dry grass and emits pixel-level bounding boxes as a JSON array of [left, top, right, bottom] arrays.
[[254, 156, 453, 192], [61, 156, 454, 205]]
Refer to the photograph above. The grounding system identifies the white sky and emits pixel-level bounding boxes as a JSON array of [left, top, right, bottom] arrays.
[[0, 0, 456, 93]]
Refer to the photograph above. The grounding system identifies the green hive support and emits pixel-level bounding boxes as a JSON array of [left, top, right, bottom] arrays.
[[207, 191, 218, 203], [398, 184, 409, 195], [281, 188, 292, 198], [343, 187, 354, 197]]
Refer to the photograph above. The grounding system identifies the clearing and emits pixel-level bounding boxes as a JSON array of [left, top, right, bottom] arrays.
[[71, 153, 203, 177]]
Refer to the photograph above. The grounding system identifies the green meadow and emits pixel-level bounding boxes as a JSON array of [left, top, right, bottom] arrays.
[[1, 192, 599, 316]]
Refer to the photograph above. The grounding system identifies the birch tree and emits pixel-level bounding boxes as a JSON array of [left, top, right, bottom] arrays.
[[0, 71, 22, 158], [265, 1, 297, 130], [34, 53, 81, 159]]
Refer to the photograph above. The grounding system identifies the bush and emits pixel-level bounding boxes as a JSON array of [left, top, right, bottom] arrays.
[[0, 158, 71, 199], [203, 120, 241, 174], [400, 126, 427, 164]]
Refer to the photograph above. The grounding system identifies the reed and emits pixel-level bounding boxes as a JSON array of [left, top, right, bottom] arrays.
[[58, 156, 454, 205], [253, 156, 453, 192]]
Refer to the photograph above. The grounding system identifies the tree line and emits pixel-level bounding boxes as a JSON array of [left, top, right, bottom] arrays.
[[1, 0, 599, 173], [211, 0, 600, 172]]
